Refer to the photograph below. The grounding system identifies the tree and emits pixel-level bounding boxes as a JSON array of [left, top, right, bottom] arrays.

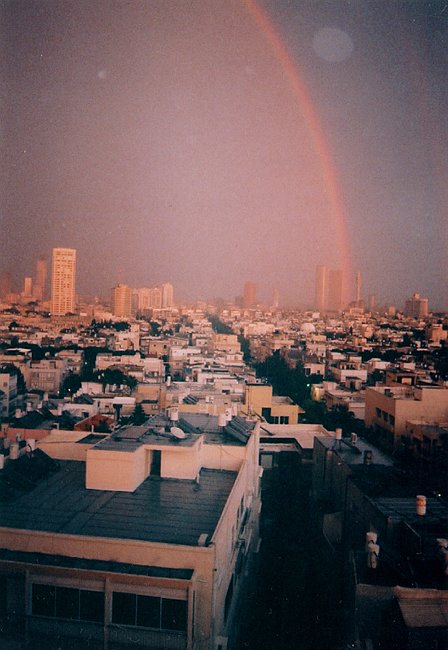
[[130, 403, 146, 425], [93, 368, 137, 391], [60, 373, 82, 397], [0, 364, 26, 393]]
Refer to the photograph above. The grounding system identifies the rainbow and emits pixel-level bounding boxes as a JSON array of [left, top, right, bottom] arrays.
[[243, 0, 353, 299]]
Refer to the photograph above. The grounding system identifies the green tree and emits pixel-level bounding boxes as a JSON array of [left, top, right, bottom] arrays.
[[93, 368, 137, 391], [130, 402, 146, 425], [0, 364, 26, 393], [60, 373, 82, 397]]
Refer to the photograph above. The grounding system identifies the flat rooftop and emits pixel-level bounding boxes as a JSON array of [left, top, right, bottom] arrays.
[[317, 436, 393, 466], [0, 461, 237, 547]]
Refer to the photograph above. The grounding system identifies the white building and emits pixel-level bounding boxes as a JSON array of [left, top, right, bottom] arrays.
[[50, 247, 77, 316], [0, 412, 261, 650]]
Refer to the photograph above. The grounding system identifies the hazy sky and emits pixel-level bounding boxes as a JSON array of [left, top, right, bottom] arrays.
[[2, 0, 448, 307]]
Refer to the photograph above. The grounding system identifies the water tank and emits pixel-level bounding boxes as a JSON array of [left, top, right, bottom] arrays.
[[170, 407, 179, 422], [9, 441, 20, 460], [218, 413, 227, 428]]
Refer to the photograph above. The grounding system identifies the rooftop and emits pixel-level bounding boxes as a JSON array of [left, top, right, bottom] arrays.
[[0, 460, 237, 546]]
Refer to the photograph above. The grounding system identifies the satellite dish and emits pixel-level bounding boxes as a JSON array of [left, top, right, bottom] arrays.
[[170, 426, 186, 440]]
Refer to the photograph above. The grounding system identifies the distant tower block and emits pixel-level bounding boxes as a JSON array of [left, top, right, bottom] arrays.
[[111, 284, 132, 318], [51, 248, 76, 315], [0, 272, 12, 300], [315, 265, 327, 312], [243, 281, 257, 308], [34, 256, 47, 301], [327, 269, 343, 312], [162, 282, 174, 308], [355, 271, 361, 304], [368, 294, 377, 312], [272, 288, 279, 310], [23, 277, 33, 300]]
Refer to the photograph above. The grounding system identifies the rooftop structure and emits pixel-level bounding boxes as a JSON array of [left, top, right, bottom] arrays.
[[0, 412, 261, 650]]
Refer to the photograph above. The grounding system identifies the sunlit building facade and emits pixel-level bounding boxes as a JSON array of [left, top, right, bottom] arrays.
[[111, 283, 132, 318], [404, 292, 429, 318], [162, 282, 174, 308], [33, 256, 47, 302], [327, 269, 343, 312], [314, 265, 327, 312], [243, 281, 256, 308], [50, 248, 77, 316]]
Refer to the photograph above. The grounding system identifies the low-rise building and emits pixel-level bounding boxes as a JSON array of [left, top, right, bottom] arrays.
[[0, 412, 261, 650]]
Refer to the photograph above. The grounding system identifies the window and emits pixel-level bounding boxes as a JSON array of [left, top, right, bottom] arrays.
[[375, 408, 381, 418], [111, 592, 187, 632], [32, 584, 55, 617], [31, 584, 104, 623], [224, 578, 233, 622]]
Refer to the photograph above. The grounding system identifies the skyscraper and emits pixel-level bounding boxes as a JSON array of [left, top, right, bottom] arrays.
[[162, 282, 174, 308], [111, 283, 132, 318], [327, 269, 343, 312], [404, 293, 429, 318], [22, 277, 33, 301], [314, 265, 327, 312], [0, 272, 12, 300], [243, 281, 257, 308], [51, 248, 76, 315], [34, 256, 47, 302], [355, 271, 361, 304]]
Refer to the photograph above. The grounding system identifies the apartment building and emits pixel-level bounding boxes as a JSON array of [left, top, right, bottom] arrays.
[[365, 385, 448, 448], [0, 412, 261, 650]]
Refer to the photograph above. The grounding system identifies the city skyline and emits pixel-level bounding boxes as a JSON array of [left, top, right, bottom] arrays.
[[2, 1, 447, 308], [0, 249, 435, 314]]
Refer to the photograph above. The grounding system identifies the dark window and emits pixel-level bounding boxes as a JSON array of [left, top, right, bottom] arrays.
[[137, 595, 160, 628], [261, 407, 272, 423], [161, 599, 187, 632], [32, 584, 55, 617], [151, 450, 161, 476], [80, 590, 104, 623], [56, 587, 79, 619], [0, 576, 7, 617], [224, 578, 233, 622], [112, 592, 187, 632], [32, 585, 104, 623], [112, 592, 136, 625]]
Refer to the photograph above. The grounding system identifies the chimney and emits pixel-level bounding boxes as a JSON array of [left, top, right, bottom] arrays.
[[335, 428, 342, 440]]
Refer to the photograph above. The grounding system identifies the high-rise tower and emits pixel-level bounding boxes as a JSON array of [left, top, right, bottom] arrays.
[[111, 284, 132, 318], [162, 282, 174, 308], [51, 248, 76, 315], [327, 269, 343, 312], [34, 256, 48, 302], [355, 271, 361, 304], [314, 265, 327, 312], [243, 282, 257, 308]]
